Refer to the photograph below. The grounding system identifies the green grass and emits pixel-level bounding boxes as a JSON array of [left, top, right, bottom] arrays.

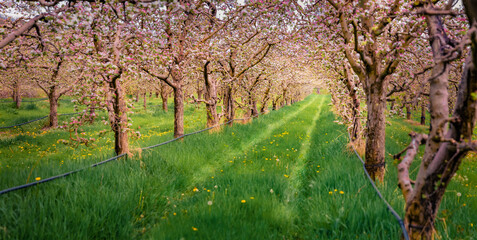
[[0, 94, 475, 239]]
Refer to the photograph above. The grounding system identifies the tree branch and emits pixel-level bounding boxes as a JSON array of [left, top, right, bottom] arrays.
[[395, 132, 428, 202]]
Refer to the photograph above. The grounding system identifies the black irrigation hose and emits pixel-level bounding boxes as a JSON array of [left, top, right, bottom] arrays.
[[0, 116, 49, 130], [0, 112, 81, 130], [0, 154, 126, 195], [347, 132, 410, 240], [0, 98, 75, 104], [0, 98, 49, 103], [0, 114, 263, 196]]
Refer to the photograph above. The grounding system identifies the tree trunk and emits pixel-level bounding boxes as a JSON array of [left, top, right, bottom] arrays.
[[406, 97, 412, 120], [48, 91, 59, 128], [106, 71, 129, 155], [420, 101, 426, 125], [251, 98, 259, 117], [203, 61, 219, 127], [402, 12, 474, 239], [224, 84, 235, 125], [364, 79, 387, 182], [13, 81, 21, 109], [161, 90, 168, 112], [173, 87, 184, 138], [89, 82, 98, 124], [143, 91, 147, 110], [260, 82, 272, 113], [343, 66, 362, 142]]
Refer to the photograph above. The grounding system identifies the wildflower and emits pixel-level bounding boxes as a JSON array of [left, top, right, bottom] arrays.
[[329, 191, 333, 195], [35, 177, 41, 181], [207, 201, 213, 206], [250, 197, 254, 200], [241, 200, 246, 203], [457, 192, 462, 197], [284, 174, 289, 178], [270, 189, 274, 194], [192, 227, 198, 231], [339, 191, 344, 194], [193, 187, 199, 192], [173, 212, 177, 216]]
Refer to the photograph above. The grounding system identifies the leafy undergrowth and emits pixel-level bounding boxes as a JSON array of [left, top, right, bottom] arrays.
[[0, 94, 475, 239]]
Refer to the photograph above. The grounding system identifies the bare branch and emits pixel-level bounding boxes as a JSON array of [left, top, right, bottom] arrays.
[[395, 132, 428, 202]]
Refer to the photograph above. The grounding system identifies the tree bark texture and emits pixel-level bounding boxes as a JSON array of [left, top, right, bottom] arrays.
[[364, 79, 387, 182], [421, 101, 426, 125], [160, 86, 169, 112], [203, 61, 219, 127], [173, 86, 184, 138], [224, 84, 235, 125], [106, 71, 129, 155], [12, 81, 21, 109], [48, 86, 59, 128], [343, 65, 362, 142], [143, 91, 147, 110]]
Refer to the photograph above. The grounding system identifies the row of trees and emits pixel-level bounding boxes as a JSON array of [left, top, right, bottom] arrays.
[[314, 0, 477, 238], [0, 0, 316, 154]]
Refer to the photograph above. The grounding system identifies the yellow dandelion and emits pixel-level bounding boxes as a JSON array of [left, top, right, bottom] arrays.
[[339, 191, 344, 194], [250, 197, 254, 200], [192, 227, 198, 231], [329, 191, 333, 195], [35, 177, 41, 181], [284, 174, 289, 178], [241, 200, 246, 203]]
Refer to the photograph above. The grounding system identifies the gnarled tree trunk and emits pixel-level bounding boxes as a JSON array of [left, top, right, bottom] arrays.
[[364, 76, 387, 182], [420, 101, 426, 125], [12, 81, 21, 109], [48, 86, 59, 128], [143, 91, 147, 110], [203, 61, 219, 127], [106, 70, 129, 155], [160, 87, 169, 112], [224, 84, 235, 125], [173, 86, 184, 138], [343, 64, 362, 142], [398, 9, 477, 239]]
